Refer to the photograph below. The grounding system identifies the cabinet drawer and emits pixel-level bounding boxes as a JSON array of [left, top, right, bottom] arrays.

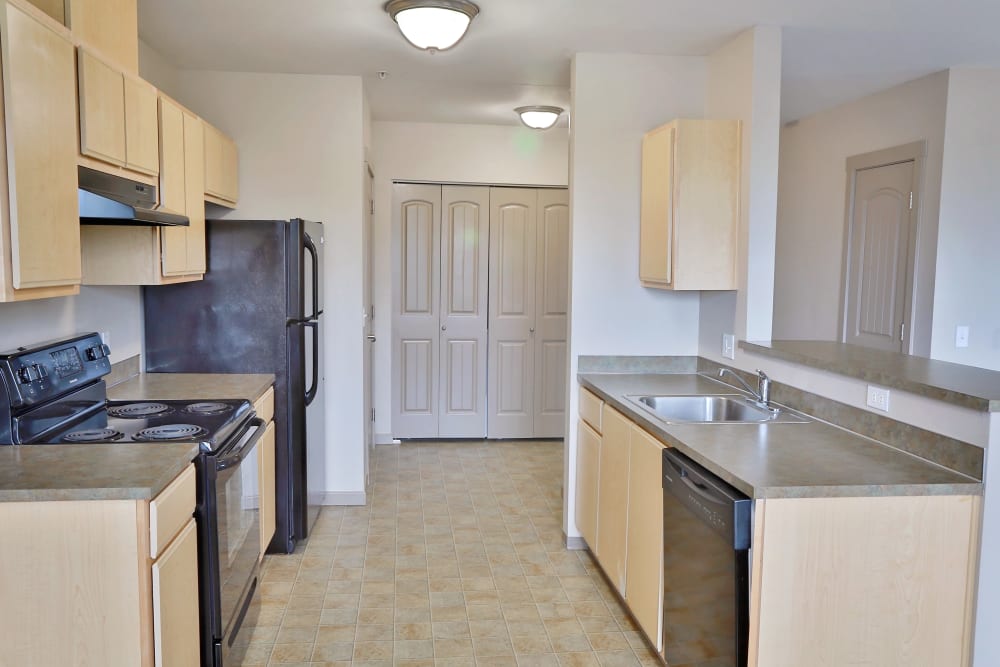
[[254, 386, 275, 425], [152, 518, 200, 667], [579, 387, 603, 433], [149, 464, 195, 559]]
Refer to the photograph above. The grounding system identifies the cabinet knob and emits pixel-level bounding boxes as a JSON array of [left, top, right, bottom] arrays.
[[366, 335, 376, 342], [441, 325, 447, 331], [529, 328, 535, 334]]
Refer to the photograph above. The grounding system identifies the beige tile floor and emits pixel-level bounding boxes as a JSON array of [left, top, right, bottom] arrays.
[[233, 440, 661, 666]]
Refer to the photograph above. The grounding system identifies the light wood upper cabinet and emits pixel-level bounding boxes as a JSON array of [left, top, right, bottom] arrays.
[[204, 121, 239, 207], [124, 76, 160, 176], [624, 426, 666, 653], [0, 1, 80, 300], [575, 418, 601, 550], [595, 404, 632, 595], [181, 110, 206, 274], [66, 0, 137, 73], [158, 96, 186, 216], [640, 118, 741, 290], [77, 47, 160, 179], [78, 47, 126, 167]]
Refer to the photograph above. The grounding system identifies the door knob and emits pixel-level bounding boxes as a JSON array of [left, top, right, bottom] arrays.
[[366, 335, 376, 342], [529, 328, 535, 334]]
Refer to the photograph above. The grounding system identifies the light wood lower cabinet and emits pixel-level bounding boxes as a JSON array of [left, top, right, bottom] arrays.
[[595, 404, 631, 595], [152, 518, 200, 667], [0, 463, 199, 666], [0, 1, 80, 301], [254, 387, 277, 555], [623, 425, 665, 653], [749, 495, 980, 667], [260, 421, 276, 554], [576, 383, 981, 663], [575, 418, 601, 549]]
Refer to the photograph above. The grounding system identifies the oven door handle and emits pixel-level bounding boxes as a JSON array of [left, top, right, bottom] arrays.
[[216, 417, 266, 471]]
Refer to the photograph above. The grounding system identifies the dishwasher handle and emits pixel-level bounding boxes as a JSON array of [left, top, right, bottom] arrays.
[[663, 448, 752, 550]]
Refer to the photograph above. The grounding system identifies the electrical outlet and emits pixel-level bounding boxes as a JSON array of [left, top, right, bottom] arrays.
[[956, 325, 970, 348], [866, 385, 891, 412], [722, 334, 736, 360]]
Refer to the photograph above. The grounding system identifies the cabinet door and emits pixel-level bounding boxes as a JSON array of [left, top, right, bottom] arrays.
[[151, 518, 200, 667], [596, 405, 631, 594], [533, 188, 569, 437], [158, 96, 188, 277], [204, 122, 238, 205], [639, 124, 675, 287], [487, 187, 537, 439], [259, 421, 276, 555], [77, 47, 126, 167], [124, 76, 159, 176], [182, 111, 205, 274], [575, 418, 601, 550], [624, 426, 665, 652], [1, 2, 80, 290]]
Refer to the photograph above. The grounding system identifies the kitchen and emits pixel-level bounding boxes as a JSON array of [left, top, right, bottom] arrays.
[[1, 0, 999, 666]]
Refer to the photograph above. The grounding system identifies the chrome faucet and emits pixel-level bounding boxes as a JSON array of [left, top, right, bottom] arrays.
[[719, 368, 773, 410]]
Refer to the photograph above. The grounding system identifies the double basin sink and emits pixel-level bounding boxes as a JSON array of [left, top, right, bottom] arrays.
[[628, 394, 810, 425]]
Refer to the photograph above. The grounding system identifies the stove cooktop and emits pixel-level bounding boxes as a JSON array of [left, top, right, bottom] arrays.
[[54, 399, 254, 453]]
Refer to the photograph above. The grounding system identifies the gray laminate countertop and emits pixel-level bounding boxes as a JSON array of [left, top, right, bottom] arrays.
[[579, 373, 982, 499], [109, 372, 275, 404], [740, 340, 1000, 412], [0, 442, 199, 502]]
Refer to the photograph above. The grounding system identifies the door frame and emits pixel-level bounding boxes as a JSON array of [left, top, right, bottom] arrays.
[[363, 161, 375, 488], [838, 140, 925, 354]]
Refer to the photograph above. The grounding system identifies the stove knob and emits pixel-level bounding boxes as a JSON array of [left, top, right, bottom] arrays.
[[16, 367, 30, 384], [17, 365, 40, 383], [36, 365, 48, 378], [86, 344, 111, 361]]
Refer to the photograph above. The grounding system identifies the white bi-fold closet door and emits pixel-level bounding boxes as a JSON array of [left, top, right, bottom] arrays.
[[391, 184, 569, 440]]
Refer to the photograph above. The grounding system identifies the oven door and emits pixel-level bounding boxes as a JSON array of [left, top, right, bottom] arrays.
[[213, 417, 265, 663]]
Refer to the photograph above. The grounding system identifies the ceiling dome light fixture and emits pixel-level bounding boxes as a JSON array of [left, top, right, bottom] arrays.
[[385, 0, 480, 53], [515, 106, 564, 130]]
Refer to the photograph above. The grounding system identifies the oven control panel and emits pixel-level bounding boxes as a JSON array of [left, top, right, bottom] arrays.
[[0, 333, 111, 410]]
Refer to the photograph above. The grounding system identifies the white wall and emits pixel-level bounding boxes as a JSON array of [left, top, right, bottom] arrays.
[[772, 71, 949, 356], [0, 287, 142, 362], [703, 27, 782, 347], [563, 53, 707, 538], [138, 40, 183, 101], [370, 120, 569, 441], [931, 68, 1000, 371], [175, 70, 369, 503]]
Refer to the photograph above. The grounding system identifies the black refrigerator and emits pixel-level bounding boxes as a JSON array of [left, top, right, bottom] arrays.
[[144, 218, 325, 554]]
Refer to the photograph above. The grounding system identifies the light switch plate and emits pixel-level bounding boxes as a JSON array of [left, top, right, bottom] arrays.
[[866, 385, 890, 412], [722, 334, 736, 360], [956, 325, 970, 348]]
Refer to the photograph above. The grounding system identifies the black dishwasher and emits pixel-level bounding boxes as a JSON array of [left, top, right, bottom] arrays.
[[662, 448, 751, 667]]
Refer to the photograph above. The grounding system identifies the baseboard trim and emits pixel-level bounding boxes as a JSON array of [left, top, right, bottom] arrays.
[[316, 491, 367, 506], [564, 533, 588, 551], [374, 432, 396, 445]]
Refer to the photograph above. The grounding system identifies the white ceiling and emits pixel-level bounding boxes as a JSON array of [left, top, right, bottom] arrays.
[[139, 0, 1000, 126]]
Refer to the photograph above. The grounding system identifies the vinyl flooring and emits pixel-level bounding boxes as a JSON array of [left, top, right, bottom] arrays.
[[233, 439, 661, 666]]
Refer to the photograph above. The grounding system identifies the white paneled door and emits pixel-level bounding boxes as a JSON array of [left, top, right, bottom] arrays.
[[845, 161, 915, 352], [488, 188, 538, 439], [439, 186, 490, 437], [391, 184, 441, 438], [533, 189, 570, 437], [392, 183, 568, 440]]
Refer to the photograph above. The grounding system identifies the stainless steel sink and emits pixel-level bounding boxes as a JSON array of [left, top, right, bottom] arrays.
[[628, 395, 809, 424]]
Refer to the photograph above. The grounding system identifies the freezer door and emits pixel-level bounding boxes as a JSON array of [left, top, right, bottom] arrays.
[[298, 219, 324, 320]]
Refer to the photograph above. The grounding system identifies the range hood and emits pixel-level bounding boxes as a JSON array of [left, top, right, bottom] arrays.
[[78, 166, 189, 227]]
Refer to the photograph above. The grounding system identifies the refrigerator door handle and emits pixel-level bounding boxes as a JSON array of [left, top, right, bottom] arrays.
[[304, 320, 319, 406], [303, 233, 320, 320]]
